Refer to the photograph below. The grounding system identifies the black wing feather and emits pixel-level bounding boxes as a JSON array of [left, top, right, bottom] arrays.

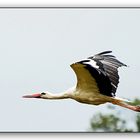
[[88, 51, 127, 96]]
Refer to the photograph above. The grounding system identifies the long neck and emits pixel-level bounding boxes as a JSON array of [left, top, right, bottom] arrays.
[[41, 91, 73, 100]]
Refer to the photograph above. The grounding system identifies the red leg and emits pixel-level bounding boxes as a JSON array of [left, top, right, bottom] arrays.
[[112, 100, 140, 112]]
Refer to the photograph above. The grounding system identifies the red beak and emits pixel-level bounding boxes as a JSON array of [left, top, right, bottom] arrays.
[[22, 93, 41, 98]]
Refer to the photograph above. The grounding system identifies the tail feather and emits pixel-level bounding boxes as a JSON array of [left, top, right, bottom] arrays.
[[114, 97, 131, 103]]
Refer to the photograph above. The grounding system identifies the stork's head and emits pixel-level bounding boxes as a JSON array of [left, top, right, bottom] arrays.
[[22, 92, 47, 99]]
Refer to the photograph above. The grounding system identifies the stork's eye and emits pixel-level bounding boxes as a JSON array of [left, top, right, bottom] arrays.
[[41, 92, 46, 95]]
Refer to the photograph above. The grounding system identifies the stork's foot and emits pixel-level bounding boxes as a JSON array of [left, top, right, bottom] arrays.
[[134, 106, 140, 112]]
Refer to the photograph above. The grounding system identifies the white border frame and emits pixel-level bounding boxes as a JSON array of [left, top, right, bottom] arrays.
[[0, 0, 140, 7], [0, 1, 139, 140]]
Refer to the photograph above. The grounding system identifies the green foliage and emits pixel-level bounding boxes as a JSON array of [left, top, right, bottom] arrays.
[[89, 98, 140, 132], [136, 114, 140, 132], [90, 113, 133, 132], [130, 98, 140, 106]]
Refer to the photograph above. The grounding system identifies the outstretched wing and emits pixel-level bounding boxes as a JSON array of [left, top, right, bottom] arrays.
[[71, 51, 127, 97]]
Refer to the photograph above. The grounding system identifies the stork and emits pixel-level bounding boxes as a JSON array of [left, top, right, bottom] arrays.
[[23, 51, 140, 112]]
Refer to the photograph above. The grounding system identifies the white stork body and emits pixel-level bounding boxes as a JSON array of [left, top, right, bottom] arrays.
[[23, 51, 140, 112]]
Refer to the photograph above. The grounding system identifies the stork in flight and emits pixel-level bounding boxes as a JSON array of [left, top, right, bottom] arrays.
[[23, 51, 140, 112]]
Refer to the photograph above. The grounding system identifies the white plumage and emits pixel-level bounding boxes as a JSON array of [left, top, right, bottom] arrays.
[[23, 51, 140, 112]]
